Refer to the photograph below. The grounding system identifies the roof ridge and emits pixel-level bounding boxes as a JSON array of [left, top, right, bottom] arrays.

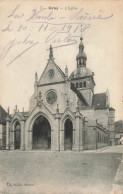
[[71, 83, 89, 106], [94, 92, 106, 95], [52, 59, 65, 77]]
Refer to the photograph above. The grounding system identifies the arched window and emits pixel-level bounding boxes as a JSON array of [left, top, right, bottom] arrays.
[[76, 83, 78, 88], [80, 82, 82, 88], [83, 81, 86, 87]]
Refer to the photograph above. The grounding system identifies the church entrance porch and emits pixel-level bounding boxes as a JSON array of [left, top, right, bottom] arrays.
[[32, 115, 51, 150], [14, 121, 21, 149], [64, 118, 73, 150]]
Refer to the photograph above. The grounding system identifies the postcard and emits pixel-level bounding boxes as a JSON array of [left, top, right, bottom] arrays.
[[0, 0, 123, 194]]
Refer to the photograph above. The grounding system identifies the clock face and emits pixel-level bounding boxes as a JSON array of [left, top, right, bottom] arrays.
[[48, 69, 54, 79], [46, 91, 57, 104]]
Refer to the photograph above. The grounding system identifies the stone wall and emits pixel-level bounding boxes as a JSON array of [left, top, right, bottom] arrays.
[[94, 109, 109, 128], [29, 81, 78, 115], [96, 127, 108, 149], [86, 126, 96, 150], [0, 124, 6, 149]]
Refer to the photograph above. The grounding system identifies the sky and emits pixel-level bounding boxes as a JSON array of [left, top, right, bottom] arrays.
[[0, 0, 123, 121]]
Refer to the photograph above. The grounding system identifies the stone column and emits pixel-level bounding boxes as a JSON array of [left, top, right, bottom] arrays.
[[84, 117, 88, 150], [72, 128, 76, 150], [51, 129, 55, 151], [10, 126, 15, 150], [10, 130, 15, 150], [6, 115, 11, 150], [60, 129, 64, 151], [55, 111, 60, 151], [20, 116, 25, 150], [79, 118, 84, 151], [73, 109, 81, 151], [28, 130, 32, 150]]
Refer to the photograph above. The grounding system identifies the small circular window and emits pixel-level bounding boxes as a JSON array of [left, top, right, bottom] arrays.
[[48, 69, 54, 79], [46, 91, 57, 104]]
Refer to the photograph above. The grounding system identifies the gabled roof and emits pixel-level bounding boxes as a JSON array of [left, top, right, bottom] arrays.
[[19, 111, 29, 116], [71, 83, 89, 106], [92, 93, 108, 110], [54, 60, 65, 78], [0, 105, 7, 125], [38, 58, 65, 84], [10, 111, 29, 118]]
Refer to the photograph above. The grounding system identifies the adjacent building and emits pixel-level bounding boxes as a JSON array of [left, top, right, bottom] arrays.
[[0, 105, 7, 150], [115, 120, 123, 145]]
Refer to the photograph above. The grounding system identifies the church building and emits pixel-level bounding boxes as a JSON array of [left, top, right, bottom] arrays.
[[5, 36, 115, 151]]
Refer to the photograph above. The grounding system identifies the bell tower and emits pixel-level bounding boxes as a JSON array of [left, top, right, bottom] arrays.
[[70, 33, 95, 106]]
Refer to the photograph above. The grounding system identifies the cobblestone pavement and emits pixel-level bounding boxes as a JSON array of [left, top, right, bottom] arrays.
[[0, 146, 122, 194]]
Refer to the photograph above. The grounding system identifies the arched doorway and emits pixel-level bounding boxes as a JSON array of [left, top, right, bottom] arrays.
[[33, 115, 51, 150], [64, 118, 73, 150], [14, 121, 21, 149]]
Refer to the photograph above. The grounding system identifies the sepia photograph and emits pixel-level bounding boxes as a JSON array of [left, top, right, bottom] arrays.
[[0, 0, 123, 193]]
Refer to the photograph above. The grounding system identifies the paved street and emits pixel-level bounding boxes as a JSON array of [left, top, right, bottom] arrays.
[[0, 146, 123, 194]]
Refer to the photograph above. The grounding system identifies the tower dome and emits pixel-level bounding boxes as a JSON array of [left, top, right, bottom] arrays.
[[70, 66, 93, 79]]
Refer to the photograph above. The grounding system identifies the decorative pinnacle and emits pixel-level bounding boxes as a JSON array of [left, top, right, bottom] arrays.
[[56, 104, 59, 115], [80, 25, 83, 41], [65, 65, 68, 76], [49, 45, 53, 59], [76, 99, 80, 112], [77, 99, 79, 107], [35, 72, 38, 83], [22, 107, 24, 115], [7, 107, 9, 115], [15, 105, 17, 111], [66, 98, 69, 107]]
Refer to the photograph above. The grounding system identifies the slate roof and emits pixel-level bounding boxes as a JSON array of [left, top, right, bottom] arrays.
[[92, 93, 108, 110], [0, 105, 7, 125], [115, 120, 123, 133], [71, 83, 89, 106]]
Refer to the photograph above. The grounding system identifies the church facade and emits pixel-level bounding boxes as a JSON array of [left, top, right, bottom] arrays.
[[5, 37, 115, 151]]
